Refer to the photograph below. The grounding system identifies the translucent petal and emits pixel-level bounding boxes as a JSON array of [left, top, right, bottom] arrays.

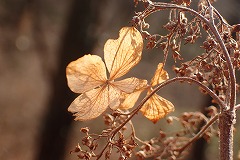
[[68, 86, 109, 121], [141, 93, 174, 123], [68, 85, 122, 121], [66, 54, 107, 93], [150, 63, 169, 87], [119, 90, 143, 110], [112, 77, 148, 93], [104, 27, 143, 80], [107, 85, 121, 110]]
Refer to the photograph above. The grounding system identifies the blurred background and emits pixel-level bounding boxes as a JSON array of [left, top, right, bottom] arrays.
[[0, 0, 240, 160]]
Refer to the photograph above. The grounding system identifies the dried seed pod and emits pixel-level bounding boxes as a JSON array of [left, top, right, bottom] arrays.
[[122, 145, 128, 152], [202, 22, 209, 31], [173, 66, 180, 74], [183, 0, 192, 6], [82, 136, 91, 146], [195, 72, 204, 82], [125, 151, 132, 158], [146, 40, 157, 49], [181, 112, 191, 121], [132, 16, 141, 25], [206, 106, 217, 116], [184, 35, 197, 44], [166, 116, 174, 124], [173, 0, 184, 5], [164, 21, 177, 31], [85, 152, 92, 159], [80, 127, 89, 133], [70, 144, 81, 154], [142, 21, 150, 29], [232, 24, 240, 33], [142, 31, 151, 39], [136, 151, 147, 158], [159, 130, 167, 138], [144, 143, 152, 151], [172, 50, 183, 62], [77, 152, 86, 159], [159, 42, 167, 50], [105, 150, 111, 159], [234, 50, 240, 58]]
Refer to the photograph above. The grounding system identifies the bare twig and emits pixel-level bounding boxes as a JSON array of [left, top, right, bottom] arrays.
[[177, 114, 219, 154]]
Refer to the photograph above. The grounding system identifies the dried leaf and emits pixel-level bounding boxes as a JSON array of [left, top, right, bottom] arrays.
[[112, 78, 147, 93], [104, 27, 143, 80], [68, 86, 121, 121], [66, 54, 107, 93], [66, 27, 147, 121], [107, 85, 122, 110], [141, 93, 174, 123], [115, 78, 147, 110], [68, 87, 109, 121], [150, 63, 169, 87], [119, 90, 143, 110]]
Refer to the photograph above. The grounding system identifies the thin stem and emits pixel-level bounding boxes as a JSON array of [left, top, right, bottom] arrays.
[[141, 1, 236, 109], [177, 114, 219, 154], [235, 104, 240, 110], [142, 2, 210, 26], [207, 4, 236, 110], [206, 4, 236, 160], [96, 141, 110, 160], [110, 76, 224, 140]]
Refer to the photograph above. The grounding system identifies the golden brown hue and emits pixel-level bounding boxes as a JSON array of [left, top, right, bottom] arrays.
[[150, 63, 169, 86], [66, 27, 147, 121], [141, 63, 174, 123]]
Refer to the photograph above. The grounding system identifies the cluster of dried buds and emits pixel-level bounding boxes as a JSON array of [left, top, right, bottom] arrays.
[[70, 112, 139, 160], [133, 0, 240, 101], [103, 113, 139, 159], [70, 127, 98, 159], [70, 0, 240, 159], [226, 24, 240, 70], [173, 59, 228, 102], [135, 108, 218, 160], [184, 23, 201, 44], [173, 22, 240, 101], [135, 131, 189, 160]]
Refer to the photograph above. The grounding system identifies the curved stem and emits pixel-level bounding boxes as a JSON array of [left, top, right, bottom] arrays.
[[99, 76, 223, 160], [235, 104, 240, 110], [141, 1, 236, 110], [96, 141, 110, 160], [207, 4, 236, 110], [177, 114, 219, 154], [141, 2, 210, 27], [111, 76, 224, 139]]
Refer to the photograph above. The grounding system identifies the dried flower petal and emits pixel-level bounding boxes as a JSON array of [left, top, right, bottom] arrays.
[[119, 90, 144, 110], [66, 27, 147, 121], [66, 54, 107, 93], [113, 78, 147, 93], [68, 86, 121, 121], [104, 27, 143, 80], [150, 63, 169, 86], [141, 93, 174, 123]]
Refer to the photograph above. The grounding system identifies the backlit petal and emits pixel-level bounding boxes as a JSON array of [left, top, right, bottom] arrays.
[[68, 87, 109, 121], [104, 27, 143, 80], [66, 54, 107, 93], [107, 85, 121, 110], [112, 77, 147, 93], [119, 90, 144, 110], [150, 63, 169, 87], [141, 93, 174, 123]]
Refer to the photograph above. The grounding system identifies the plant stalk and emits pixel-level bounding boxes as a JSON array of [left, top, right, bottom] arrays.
[[219, 109, 236, 160], [140, 2, 237, 159]]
